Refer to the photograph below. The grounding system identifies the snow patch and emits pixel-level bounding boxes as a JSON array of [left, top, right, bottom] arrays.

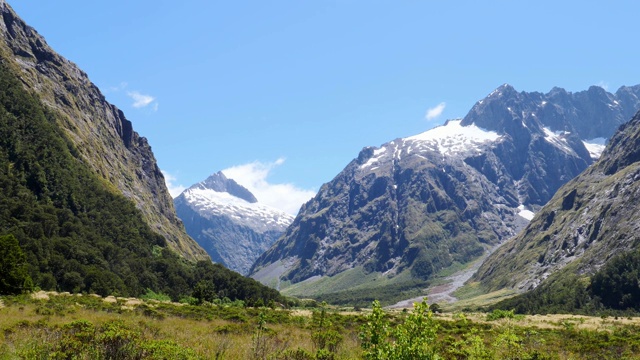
[[183, 188, 294, 232], [518, 205, 535, 221], [543, 127, 575, 154], [361, 147, 388, 169], [405, 120, 501, 155], [582, 138, 607, 160]]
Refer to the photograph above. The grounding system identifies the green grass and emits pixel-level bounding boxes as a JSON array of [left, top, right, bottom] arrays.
[[281, 267, 429, 306], [5, 292, 640, 359]]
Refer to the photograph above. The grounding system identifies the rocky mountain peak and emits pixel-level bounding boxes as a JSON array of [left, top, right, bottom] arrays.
[[597, 112, 640, 175], [175, 172, 293, 275], [192, 171, 258, 203]]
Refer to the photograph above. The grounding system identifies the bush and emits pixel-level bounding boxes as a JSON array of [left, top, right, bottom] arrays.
[[360, 298, 439, 359]]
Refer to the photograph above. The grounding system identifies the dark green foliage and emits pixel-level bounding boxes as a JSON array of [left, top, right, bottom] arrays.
[[493, 250, 640, 315], [0, 59, 283, 304], [491, 273, 596, 315], [591, 250, 640, 311], [493, 251, 640, 315], [0, 234, 33, 294], [192, 280, 216, 304]]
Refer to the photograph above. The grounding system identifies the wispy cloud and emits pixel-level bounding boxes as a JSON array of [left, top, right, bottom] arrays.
[[425, 102, 446, 121], [127, 91, 157, 109], [597, 81, 609, 91], [162, 170, 186, 198], [222, 158, 316, 215]]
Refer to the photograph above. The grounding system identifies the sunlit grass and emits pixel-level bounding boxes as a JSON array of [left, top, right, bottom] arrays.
[[3, 291, 640, 359]]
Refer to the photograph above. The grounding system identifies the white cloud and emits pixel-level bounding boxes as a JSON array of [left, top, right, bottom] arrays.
[[161, 170, 186, 198], [127, 91, 157, 109], [425, 102, 446, 121], [222, 159, 316, 215]]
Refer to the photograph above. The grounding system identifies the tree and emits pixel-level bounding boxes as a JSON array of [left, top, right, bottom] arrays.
[[360, 298, 440, 360], [0, 234, 33, 295], [192, 280, 216, 304]]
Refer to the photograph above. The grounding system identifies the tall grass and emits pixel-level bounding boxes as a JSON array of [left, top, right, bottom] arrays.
[[3, 292, 640, 359]]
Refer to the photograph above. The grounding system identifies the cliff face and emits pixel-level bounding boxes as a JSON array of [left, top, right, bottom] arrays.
[[0, 1, 207, 261], [475, 110, 640, 293]]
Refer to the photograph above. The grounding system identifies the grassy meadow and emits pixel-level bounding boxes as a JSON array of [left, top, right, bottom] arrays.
[[2, 292, 640, 359]]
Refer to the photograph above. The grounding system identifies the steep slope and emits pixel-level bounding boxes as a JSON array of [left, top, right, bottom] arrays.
[[0, 57, 283, 305], [251, 84, 640, 304], [175, 172, 293, 275], [0, 2, 285, 305], [0, 1, 207, 261], [475, 110, 640, 299]]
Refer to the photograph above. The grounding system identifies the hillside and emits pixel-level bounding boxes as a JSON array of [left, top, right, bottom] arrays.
[[473, 109, 640, 313], [0, 1, 282, 305], [0, 0, 206, 261]]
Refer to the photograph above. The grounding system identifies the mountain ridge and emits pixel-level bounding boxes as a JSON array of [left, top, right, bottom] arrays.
[[474, 109, 640, 295], [250, 83, 640, 304]]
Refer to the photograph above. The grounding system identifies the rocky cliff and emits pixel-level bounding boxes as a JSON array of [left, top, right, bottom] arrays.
[[474, 109, 640, 293], [0, 1, 207, 261]]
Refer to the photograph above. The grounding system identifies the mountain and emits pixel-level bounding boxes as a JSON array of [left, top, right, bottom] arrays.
[[175, 172, 294, 275], [0, 0, 206, 262], [0, 1, 286, 304], [250, 83, 640, 305], [473, 109, 640, 312]]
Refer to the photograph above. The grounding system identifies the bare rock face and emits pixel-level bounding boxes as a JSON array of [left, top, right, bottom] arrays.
[[0, 1, 208, 261], [475, 110, 640, 292], [251, 84, 640, 298], [175, 172, 293, 275]]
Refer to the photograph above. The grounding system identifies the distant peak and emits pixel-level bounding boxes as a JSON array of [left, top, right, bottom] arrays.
[[191, 171, 258, 203], [588, 85, 608, 94], [487, 83, 517, 98], [548, 86, 568, 96]]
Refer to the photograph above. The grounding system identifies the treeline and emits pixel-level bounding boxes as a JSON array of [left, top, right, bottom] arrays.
[[492, 249, 640, 315], [0, 59, 283, 304]]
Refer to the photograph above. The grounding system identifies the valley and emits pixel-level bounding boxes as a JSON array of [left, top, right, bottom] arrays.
[[3, 0, 640, 358]]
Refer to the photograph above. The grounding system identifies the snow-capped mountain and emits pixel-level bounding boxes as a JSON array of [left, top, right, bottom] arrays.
[[250, 84, 640, 303], [175, 172, 294, 275]]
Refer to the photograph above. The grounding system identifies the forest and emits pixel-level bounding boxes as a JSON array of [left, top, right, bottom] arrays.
[[0, 60, 282, 306]]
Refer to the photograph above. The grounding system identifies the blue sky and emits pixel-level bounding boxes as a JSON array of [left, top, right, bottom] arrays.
[[12, 1, 640, 214]]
